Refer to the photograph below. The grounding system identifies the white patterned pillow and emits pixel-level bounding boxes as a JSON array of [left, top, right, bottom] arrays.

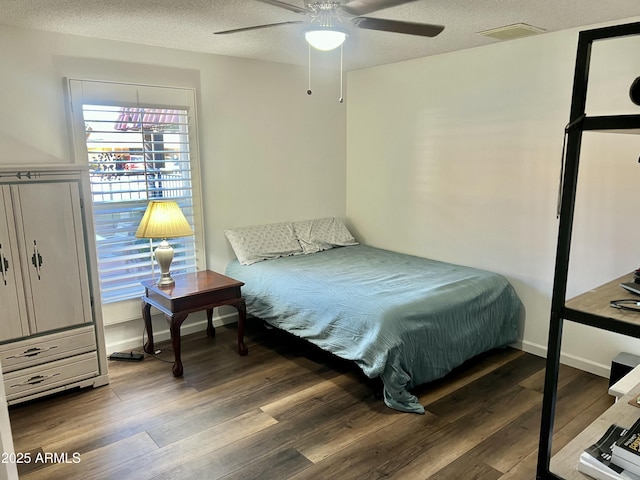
[[225, 222, 302, 265], [293, 217, 358, 254]]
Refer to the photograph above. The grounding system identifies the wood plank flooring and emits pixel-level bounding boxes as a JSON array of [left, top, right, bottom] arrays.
[[8, 320, 612, 480]]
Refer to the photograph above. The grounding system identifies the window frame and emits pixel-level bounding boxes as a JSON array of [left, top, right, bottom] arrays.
[[66, 79, 206, 325]]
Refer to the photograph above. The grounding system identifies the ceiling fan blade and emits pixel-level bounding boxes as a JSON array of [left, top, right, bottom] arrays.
[[342, 0, 421, 16], [352, 17, 444, 37], [253, 0, 309, 14], [215, 21, 304, 35]]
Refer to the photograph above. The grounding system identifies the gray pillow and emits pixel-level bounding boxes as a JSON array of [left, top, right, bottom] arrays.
[[225, 222, 302, 265], [293, 217, 358, 254]]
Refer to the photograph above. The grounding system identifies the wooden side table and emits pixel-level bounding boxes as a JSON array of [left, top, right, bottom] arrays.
[[141, 270, 248, 377]]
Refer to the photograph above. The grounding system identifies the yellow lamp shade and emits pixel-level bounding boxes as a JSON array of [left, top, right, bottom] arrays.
[[135, 201, 193, 239]]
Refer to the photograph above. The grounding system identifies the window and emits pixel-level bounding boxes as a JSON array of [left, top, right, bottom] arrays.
[[67, 80, 205, 305]]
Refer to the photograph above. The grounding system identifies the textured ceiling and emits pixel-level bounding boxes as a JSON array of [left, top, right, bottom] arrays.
[[1, 0, 639, 71]]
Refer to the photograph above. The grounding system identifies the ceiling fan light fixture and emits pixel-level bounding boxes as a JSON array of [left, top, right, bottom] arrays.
[[305, 28, 347, 51]]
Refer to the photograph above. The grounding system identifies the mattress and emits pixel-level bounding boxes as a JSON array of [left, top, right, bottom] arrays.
[[225, 244, 522, 413]]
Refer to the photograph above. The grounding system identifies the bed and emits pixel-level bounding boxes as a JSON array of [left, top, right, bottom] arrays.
[[224, 219, 522, 414]]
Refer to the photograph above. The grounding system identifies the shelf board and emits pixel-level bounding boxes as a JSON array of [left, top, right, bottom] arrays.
[[564, 272, 640, 334], [550, 383, 640, 478], [583, 114, 640, 133]]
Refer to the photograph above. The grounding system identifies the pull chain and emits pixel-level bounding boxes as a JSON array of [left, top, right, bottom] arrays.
[[307, 43, 313, 95], [339, 44, 344, 103], [306, 42, 345, 103]]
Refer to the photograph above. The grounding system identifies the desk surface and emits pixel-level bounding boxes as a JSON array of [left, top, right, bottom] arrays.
[[566, 272, 640, 324]]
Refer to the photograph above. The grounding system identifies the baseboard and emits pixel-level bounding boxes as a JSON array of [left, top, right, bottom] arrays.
[[520, 340, 610, 378], [105, 312, 238, 353], [107, 323, 611, 378]]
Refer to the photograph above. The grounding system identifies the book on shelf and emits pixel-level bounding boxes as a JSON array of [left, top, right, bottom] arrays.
[[580, 454, 640, 480], [613, 418, 640, 476], [577, 424, 640, 480]]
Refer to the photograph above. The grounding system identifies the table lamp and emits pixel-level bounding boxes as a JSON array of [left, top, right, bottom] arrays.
[[135, 200, 194, 287]]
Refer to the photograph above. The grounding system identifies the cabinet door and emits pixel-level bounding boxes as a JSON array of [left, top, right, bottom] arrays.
[[14, 182, 92, 333], [0, 187, 29, 341]]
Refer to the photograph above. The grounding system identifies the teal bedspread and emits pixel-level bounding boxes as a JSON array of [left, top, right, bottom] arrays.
[[225, 245, 522, 414]]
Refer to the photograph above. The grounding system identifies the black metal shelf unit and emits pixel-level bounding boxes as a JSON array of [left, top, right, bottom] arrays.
[[536, 21, 640, 480]]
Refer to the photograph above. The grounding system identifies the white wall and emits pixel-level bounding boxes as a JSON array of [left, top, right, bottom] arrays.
[[346, 17, 640, 377], [0, 25, 347, 350]]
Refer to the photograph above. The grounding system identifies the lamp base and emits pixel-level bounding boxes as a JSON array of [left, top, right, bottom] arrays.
[[156, 274, 175, 288], [154, 239, 175, 288]]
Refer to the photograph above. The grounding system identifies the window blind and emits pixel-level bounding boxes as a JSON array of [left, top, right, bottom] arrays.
[[83, 104, 198, 303]]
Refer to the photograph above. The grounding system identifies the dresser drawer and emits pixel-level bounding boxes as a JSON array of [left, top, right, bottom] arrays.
[[0, 327, 96, 373], [3, 352, 98, 402]]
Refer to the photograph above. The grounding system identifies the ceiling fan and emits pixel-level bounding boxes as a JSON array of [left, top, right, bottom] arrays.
[[215, 0, 445, 51]]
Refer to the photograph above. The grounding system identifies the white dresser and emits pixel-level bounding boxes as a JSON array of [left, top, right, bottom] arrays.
[[0, 165, 108, 404]]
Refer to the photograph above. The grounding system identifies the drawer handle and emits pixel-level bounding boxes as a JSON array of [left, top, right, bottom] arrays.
[[11, 372, 61, 387], [31, 240, 43, 280], [0, 244, 8, 286], [6, 346, 58, 359]]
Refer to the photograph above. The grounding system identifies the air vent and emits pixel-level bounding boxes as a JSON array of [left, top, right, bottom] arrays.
[[477, 23, 546, 41]]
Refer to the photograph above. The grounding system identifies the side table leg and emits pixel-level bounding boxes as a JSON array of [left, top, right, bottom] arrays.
[[142, 298, 155, 355], [169, 313, 189, 377], [232, 299, 248, 356], [206, 308, 215, 338]]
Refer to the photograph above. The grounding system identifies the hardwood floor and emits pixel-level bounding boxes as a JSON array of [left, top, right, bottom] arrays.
[[8, 320, 612, 480]]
